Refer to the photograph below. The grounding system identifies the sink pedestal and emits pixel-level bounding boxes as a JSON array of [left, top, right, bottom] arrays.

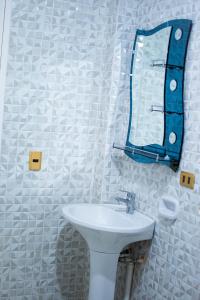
[[62, 204, 155, 300], [89, 250, 119, 300]]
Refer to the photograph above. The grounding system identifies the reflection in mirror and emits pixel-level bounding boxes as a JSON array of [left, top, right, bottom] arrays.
[[129, 27, 171, 147]]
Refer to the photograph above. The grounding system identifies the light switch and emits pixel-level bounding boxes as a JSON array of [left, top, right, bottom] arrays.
[[180, 171, 195, 190], [29, 151, 42, 171]]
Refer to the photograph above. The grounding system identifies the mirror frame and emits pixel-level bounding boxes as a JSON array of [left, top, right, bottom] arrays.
[[125, 19, 192, 171]]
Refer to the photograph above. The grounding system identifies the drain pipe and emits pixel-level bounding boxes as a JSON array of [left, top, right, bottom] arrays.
[[119, 249, 145, 300], [123, 261, 135, 300]]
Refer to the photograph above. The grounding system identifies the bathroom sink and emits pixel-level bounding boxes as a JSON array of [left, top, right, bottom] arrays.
[[62, 203, 155, 300], [62, 203, 155, 253]]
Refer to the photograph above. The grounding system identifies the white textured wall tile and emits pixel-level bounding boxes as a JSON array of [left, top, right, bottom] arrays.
[[0, 0, 118, 299], [102, 0, 200, 299], [1, 0, 200, 299]]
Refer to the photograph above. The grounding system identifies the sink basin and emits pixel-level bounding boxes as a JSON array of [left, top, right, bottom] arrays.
[[62, 203, 155, 300], [62, 203, 155, 252]]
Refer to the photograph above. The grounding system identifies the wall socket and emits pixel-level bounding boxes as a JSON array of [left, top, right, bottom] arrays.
[[180, 171, 195, 190], [29, 151, 42, 171]]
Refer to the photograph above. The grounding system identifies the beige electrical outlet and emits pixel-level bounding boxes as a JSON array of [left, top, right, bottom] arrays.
[[180, 171, 195, 190], [29, 151, 42, 171]]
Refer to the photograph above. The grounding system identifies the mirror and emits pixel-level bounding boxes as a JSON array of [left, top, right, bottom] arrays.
[[125, 19, 192, 171], [130, 27, 171, 147]]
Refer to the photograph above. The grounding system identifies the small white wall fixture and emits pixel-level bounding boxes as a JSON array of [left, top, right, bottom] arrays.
[[0, 0, 11, 152], [159, 197, 179, 223]]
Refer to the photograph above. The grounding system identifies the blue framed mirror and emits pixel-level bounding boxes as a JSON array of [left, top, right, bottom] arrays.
[[125, 19, 192, 171]]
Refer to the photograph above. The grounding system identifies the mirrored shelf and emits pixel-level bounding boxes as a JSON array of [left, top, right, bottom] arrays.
[[150, 105, 184, 114], [151, 60, 183, 70], [113, 143, 169, 162], [126, 19, 192, 171]]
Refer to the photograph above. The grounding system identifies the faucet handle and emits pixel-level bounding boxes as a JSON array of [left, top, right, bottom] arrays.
[[118, 190, 136, 214]]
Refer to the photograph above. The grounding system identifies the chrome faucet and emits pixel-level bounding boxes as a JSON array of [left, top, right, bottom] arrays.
[[115, 190, 136, 214]]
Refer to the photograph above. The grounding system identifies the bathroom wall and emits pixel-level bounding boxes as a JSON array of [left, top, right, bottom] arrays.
[[1, 0, 200, 299], [0, 0, 119, 299], [103, 0, 200, 299]]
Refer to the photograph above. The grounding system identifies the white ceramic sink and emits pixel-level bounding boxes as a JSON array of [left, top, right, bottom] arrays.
[[62, 203, 155, 252], [62, 204, 155, 300]]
